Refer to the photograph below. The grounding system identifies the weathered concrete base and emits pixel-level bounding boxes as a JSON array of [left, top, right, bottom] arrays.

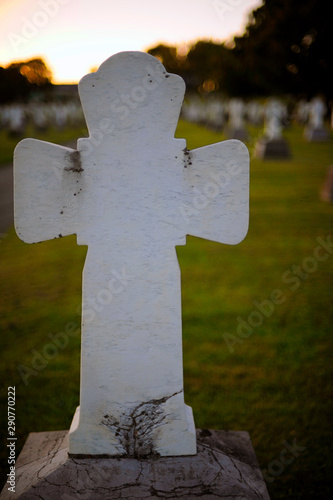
[[0, 429, 270, 499], [304, 126, 329, 142], [254, 137, 291, 159]]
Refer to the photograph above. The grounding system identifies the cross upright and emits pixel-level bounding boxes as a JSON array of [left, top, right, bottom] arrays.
[[14, 52, 249, 457]]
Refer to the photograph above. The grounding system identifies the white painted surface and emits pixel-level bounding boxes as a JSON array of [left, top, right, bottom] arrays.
[[14, 51, 250, 457]]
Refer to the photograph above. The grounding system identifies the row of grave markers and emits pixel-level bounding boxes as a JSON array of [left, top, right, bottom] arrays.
[[0, 101, 84, 137], [182, 95, 331, 144], [1, 94, 331, 142]]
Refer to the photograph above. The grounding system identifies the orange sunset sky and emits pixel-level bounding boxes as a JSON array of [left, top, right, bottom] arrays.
[[0, 0, 262, 83]]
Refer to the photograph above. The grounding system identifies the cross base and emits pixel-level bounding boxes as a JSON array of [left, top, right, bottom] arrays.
[[68, 401, 196, 457], [1, 429, 270, 499]]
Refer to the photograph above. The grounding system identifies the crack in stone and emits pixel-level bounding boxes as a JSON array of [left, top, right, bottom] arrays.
[[136, 461, 144, 484], [204, 447, 225, 486], [35, 452, 57, 482], [149, 483, 224, 498], [101, 390, 182, 457], [197, 443, 267, 499], [229, 456, 264, 499]]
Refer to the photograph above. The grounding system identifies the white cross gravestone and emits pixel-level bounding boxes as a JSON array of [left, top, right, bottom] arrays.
[[225, 98, 249, 141], [254, 97, 291, 159], [14, 52, 249, 458], [263, 98, 286, 140], [304, 96, 329, 142]]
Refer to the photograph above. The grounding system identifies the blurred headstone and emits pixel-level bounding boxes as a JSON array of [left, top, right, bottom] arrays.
[[304, 96, 329, 142], [32, 104, 49, 132], [182, 95, 207, 125], [254, 97, 291, 159], [247, 100, 263, 126], [8, 104, 25, 137], [225, 98, 249, 141], [294, 98, 309, 125], [206, 97, 225, 131]]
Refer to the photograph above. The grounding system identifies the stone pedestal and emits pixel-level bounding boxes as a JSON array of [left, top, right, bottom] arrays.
[[0, 429, 270, 499], [254, 137, 291, 159], [304, 126, 329, 142]]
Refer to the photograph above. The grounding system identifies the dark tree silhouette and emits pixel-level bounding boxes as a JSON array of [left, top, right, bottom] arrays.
[[0, 58, 52, 103], [147, 0, 332, 99]]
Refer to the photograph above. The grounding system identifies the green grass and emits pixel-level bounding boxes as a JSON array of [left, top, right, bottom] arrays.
[[0, 124, 87, 165], [1, 120, 333, 499]]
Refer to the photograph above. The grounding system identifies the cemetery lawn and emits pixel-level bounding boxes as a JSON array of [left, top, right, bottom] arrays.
[[1, 120, 332, 499], [0, 125, 87, 166]]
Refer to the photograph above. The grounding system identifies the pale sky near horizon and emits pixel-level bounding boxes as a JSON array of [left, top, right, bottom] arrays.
[[0, 0, 263, 83]]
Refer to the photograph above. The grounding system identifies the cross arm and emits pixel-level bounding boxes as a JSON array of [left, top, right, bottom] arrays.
[[14, 138, 82, 243], [181, 140, 249, 245]]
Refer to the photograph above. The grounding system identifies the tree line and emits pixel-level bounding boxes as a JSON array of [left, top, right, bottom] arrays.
[[0, 58, 52, 103], [148, 0, 332, 99], [1, 0, 331, 102]]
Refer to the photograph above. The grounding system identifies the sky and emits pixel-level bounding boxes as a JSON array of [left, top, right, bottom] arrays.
[[0, 0, 263, 83]]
